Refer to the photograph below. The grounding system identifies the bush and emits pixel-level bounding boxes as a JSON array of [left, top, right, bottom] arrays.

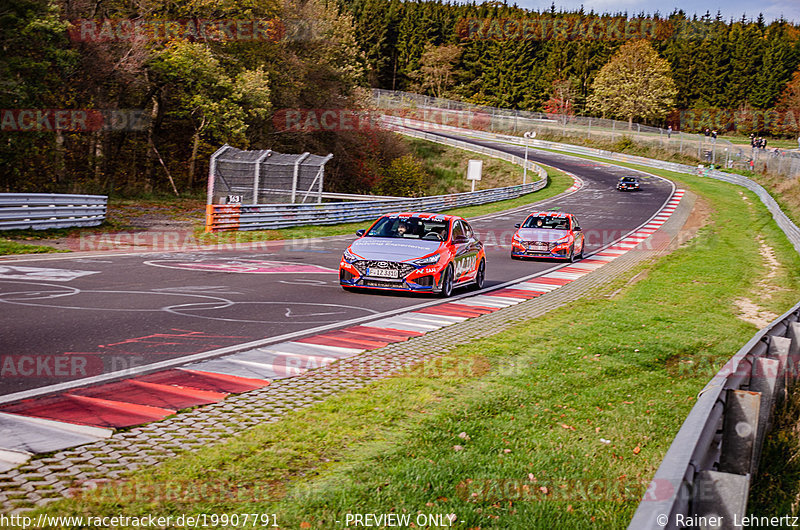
[[375, 155, 427, 197], [614, 135, 636, 152]]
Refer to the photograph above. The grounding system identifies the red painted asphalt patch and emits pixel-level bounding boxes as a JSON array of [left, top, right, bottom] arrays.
[[137, 369, 269, 393], [71, 380, 226, 410], [1, 394, 173, 429]]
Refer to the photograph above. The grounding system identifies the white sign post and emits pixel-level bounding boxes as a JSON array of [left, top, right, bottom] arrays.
[[523, 131, 536, 185], [467, 159, 483, 192]]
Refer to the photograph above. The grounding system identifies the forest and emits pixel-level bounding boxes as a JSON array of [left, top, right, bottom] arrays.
[[2, 0, 799, 196]]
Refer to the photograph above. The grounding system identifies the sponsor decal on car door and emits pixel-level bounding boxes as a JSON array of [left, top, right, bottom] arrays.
[[452, 220, 478, 281]]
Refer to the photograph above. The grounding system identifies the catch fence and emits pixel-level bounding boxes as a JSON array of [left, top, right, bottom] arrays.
[[373, 89, 800, 179]]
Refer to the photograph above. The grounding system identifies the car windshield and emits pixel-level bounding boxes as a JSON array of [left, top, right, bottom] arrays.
[[621, 177, 638, 183], [522, 215, 569, 230], [366, 216, 450, 240]]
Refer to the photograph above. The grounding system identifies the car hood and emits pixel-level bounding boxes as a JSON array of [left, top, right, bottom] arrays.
[[347, 237, 443, 261], [516, 228, 570, 242]]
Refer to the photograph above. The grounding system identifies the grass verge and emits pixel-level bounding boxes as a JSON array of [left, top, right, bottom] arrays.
[[406, 137, 534, 194], [22, 167, 800, 528], [0, 239, 68, 255]]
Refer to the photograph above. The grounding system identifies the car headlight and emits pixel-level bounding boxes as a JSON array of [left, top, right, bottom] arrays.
[[413, 253, 441, 266], [512, 234, 522, 243], [342, 248, 358, 263]]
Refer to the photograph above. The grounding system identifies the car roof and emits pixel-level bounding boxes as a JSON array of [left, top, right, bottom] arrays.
[[620, 176, 639, 180], [385, 212, 463, 221]]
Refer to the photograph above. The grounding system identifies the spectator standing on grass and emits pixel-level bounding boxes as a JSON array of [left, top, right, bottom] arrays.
[[711, 129, 717, 139], [704, 128, 710, 136], [667, 125, 672, 139], [762, 138, 767, 150], [750, 133, 756, 148]]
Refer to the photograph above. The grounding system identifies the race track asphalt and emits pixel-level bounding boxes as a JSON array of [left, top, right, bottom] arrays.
[[0, 133, 673, 397]]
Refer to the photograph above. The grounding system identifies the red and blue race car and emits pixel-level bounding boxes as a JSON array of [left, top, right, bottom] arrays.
[[510, 211, 585, 262], [339, 212, 486, 297]]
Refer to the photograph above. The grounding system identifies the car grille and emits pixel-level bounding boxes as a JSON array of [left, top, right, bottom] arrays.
[[352, 260, 416, 278], [361, 279, 405, 288], [523, 240, 554, 251]]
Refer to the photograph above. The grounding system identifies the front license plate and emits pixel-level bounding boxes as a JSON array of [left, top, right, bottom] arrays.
[[528, 244, 548, 251], [367, 268, 398, 278]]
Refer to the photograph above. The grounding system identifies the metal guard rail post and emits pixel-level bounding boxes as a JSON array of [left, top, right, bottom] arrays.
[[0, 193, 108, 231], [628, 302, 800, 529]]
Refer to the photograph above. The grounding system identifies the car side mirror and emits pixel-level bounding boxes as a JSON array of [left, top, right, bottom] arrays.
[[355, 229, 365, 237], [574, 227, 582, 232], [453, 235, 469, 244], [514, 223, 521, 228]]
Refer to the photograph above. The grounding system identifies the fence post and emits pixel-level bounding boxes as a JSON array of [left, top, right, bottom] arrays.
[[207, 144, 231, 206], [253, 150, 272, 205], [291, 152, 310, 204]]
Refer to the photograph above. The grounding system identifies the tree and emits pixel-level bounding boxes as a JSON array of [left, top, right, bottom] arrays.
[[777, 68, 800, 109], [543, 79, 576, 123], [410, 44, 461, 98], [587, 40, 678, 128]]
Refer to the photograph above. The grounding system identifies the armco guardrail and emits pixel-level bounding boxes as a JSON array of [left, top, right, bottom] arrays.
[[206, 181, 545, 231], [205, 134, 547, 232], [0, 193, 107, 231], [628, 302, 800, 529]]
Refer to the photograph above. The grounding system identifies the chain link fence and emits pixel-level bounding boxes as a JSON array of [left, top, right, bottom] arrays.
[[373, 89, 800, 179], [208, 145, 333, 205]]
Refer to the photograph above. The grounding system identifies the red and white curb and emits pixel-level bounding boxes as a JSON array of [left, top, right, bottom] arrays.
[[565, 174, 582, 193], [0, 189, 685, 471]]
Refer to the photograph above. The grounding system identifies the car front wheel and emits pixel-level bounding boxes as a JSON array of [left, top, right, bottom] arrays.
[[473, 259, 485, 290], [439, 264, 454, 297]]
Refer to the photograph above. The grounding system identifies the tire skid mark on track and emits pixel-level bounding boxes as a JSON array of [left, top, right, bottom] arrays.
[[0, 189, 685, 468]]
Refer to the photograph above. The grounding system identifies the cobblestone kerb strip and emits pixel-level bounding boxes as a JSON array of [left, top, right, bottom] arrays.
[[0, 192, 695, 514]]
